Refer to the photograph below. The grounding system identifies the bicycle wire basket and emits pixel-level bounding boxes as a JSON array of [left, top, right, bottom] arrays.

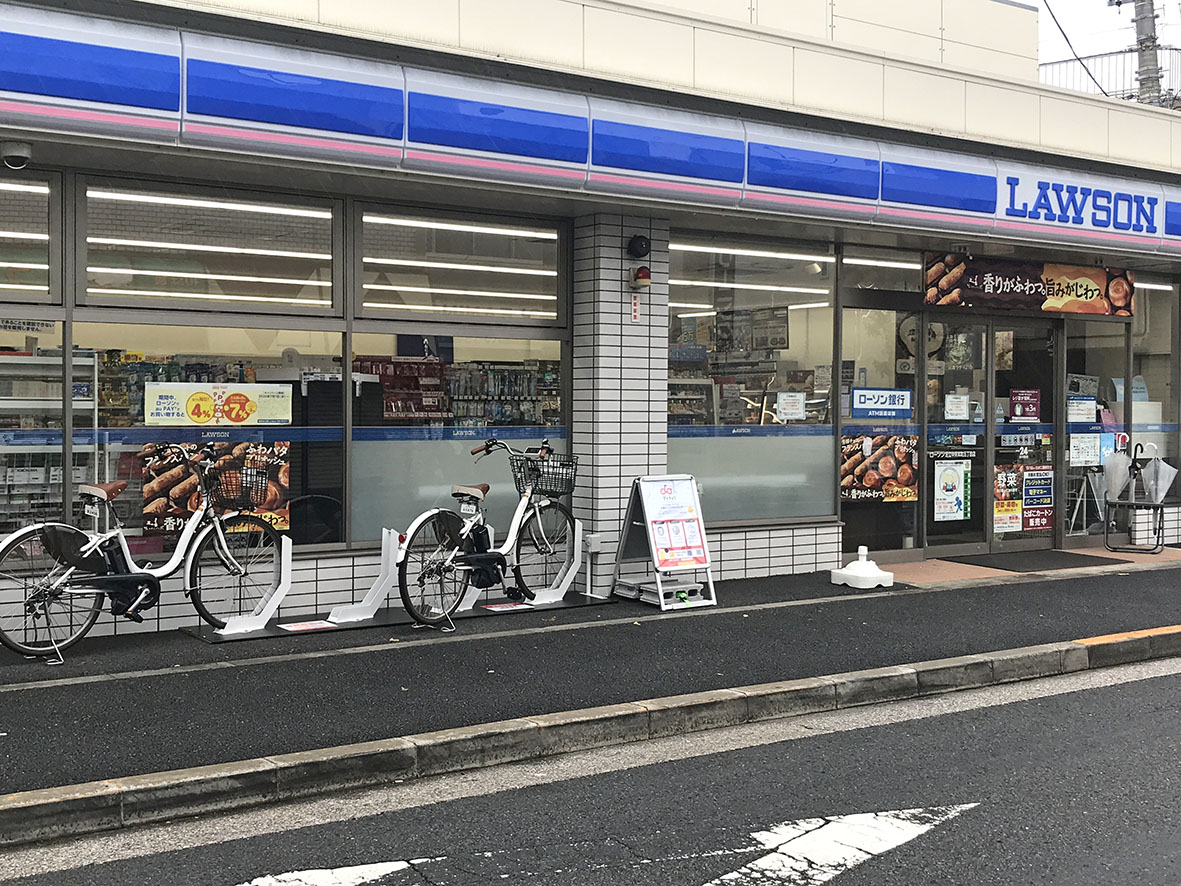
[[508, 452, 578, 497], [209, 464, 269, 511]]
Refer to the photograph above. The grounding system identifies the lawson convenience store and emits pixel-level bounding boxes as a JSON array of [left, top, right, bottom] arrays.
[[0, 2, 1179, 635]]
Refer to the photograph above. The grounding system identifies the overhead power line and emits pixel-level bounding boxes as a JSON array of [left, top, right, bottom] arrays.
[[1043, 0, 1111, 96]]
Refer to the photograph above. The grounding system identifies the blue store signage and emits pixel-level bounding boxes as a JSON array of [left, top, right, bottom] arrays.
[[851, 388, 912, 419]]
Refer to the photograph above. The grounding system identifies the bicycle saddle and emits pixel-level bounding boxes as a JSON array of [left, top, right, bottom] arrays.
[[451, 483, 490, 500], [79, 480, 128, 501]]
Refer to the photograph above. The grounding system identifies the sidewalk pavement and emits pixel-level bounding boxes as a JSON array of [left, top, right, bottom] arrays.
[[2, 549, 1181, 843]]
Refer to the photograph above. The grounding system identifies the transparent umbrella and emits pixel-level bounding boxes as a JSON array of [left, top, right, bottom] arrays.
[[1104, 452, 1133, 502], [1142, 456, 1178, 503]]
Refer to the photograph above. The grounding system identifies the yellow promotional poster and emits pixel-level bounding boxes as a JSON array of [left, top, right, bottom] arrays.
[[144, 383, 292, 427]]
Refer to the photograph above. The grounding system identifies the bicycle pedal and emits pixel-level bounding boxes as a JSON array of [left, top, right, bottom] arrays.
[[123, 610, 144, 623], [504, 586, 525, 602]]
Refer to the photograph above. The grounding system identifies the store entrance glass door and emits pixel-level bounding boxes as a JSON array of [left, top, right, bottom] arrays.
[[923, 318, 1058, 554], [991, 322, 1057, 551]]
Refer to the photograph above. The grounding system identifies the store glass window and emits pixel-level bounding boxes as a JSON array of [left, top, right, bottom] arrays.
[[1064, 319, 1127, 537], [840, 248, 922, 292], [0, 178, 51, 303], [351, 332, 563, 540], [1130, 280, 1176, 461], [85, 185, 333, 312], [666, 234, 836, 521], [71, 323, 344, 555], [0, 319, 63, 536], [840, 309, 919, 551], [361, 211, 559, 322]]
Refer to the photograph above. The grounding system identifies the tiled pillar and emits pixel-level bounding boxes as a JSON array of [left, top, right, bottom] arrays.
[[571, 214, 670, 595]]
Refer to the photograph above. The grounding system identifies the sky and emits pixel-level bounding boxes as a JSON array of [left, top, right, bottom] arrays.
[[1038, 0, 1181, 63]]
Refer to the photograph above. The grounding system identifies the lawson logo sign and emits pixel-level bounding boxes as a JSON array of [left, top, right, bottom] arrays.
[[1003, 175, 1158, 233]]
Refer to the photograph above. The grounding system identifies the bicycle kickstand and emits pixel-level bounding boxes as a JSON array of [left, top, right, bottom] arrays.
[[411, 611, 456, 634]]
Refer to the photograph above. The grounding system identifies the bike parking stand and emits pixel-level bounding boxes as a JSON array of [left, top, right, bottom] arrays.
[[327, 528, 400, 624], [216, 536, 295, 636]]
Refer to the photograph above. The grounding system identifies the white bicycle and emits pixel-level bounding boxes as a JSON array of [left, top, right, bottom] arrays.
[[0, 441, 281, 660], [397, 437, 578, 629]]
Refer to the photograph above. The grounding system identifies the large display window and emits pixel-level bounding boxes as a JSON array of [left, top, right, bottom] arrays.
[[1130, 280, 1176, 461], [666, 233, 836, 522], [350, 331, 563, 540], [0, 177, 51, 304], [71, 323, 344, 554]]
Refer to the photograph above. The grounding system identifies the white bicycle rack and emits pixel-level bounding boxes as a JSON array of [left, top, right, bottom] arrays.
[[216, 536, 295, 636], [328, 518, 588, 625]]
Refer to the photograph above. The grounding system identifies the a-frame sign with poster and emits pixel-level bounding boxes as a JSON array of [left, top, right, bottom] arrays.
[[612, 474, 717, 610]]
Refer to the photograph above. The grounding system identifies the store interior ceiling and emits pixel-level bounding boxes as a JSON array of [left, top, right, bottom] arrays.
[[23, 134, 1181, 284]]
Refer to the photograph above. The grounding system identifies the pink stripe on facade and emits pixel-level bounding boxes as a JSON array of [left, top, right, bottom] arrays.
[[404, 149, 586, 179], [0, 99, 178, 131], [588, 172, 741, 199], [877, 206, 995, 226], [993, 219, 1156, 246], [743, 189, 877, 215], [186, 123, 403, 157]]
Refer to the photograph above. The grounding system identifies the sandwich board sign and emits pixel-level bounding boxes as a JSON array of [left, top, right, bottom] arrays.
[[612, 474, 717, 610]]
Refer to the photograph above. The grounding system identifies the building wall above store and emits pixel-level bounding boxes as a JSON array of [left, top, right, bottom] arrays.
[[103, 0, 1181, 177]]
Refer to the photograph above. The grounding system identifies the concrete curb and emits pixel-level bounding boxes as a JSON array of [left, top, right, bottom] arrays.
[[3, 626, 1179, 847]]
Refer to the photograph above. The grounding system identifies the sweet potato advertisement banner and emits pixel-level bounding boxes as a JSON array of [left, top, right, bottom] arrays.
[[923, 253, 1134, 316], [840, 434, 919, 502]]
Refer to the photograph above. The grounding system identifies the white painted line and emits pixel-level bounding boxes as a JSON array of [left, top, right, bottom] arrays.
[[703, 805, 977, 885], [235, 860, 414, 885]]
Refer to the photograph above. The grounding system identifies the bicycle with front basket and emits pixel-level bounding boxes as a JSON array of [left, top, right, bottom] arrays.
[[397, 437, 578, 629], [0, 441, 282, 661]]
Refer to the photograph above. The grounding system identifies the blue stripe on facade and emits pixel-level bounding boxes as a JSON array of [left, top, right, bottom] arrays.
[[669, 425, 834, 438], [353, 426, 567, 442], [72, 427, 344, 445], [843, 424, 921, 436], [1165, 201, 1181, 237], [407, 92, 587, 163], [881, 162, 997, 213], [592, 120, 745, 183], [747, 143, 880, 199], [0, 30, 179, 111], [188, 59, 403, 139]]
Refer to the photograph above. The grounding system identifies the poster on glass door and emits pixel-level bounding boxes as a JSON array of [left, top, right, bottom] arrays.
[[934, 460, 971, 522]]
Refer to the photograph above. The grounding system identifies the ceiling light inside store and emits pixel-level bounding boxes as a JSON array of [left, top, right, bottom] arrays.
[[670, 243, 835, 263], [0, 261, 49, 270], [677, 310, 718, 318], [842, 257, 923, 270], [787, 302, 830, 310], [669, 301, 712, 309], [364, 257, 557, 276], [670, 279, 829, 295], [0, 230, 49, 241], [87, 288, 330, 306], [364, 215, 557, 240], [0, 182, 49, 195], [1134, 281, 1174, 291], [87, 237, 331, 261], [0, 282, 48, 291], [363, 302, 556, 318], [88, 267, 331, 287], [362, 284, 556, 301], [88, 190, 331, 219]]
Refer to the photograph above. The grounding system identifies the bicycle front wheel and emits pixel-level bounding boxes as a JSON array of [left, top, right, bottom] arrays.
[[398, 511, 469, 626], [188, 515, 281, 629], [0, 525, 103, 657], [512, 500, 576, 598]]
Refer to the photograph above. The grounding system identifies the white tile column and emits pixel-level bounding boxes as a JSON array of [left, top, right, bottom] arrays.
[[571, 214, 670, 595]]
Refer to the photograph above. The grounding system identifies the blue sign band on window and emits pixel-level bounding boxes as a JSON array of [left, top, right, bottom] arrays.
[[850, 387, 913, 419]]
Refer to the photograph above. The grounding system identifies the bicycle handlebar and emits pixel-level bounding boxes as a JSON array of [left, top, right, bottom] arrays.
[[471, 437, 551, 461]]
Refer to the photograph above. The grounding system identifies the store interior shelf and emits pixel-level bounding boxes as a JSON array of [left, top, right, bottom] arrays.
[[0, 398, 94, 409]]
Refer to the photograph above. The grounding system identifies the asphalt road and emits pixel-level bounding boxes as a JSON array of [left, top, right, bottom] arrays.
[[3, 568, 1181, 794], [3, 658, 1179, 885]]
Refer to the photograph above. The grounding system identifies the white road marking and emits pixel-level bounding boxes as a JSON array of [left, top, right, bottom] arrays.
[[703, 805, 977, 885], [235, 860, 414, 885]]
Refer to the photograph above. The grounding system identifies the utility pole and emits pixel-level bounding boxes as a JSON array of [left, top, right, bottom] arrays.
[[1109, 0, 1162, 105]]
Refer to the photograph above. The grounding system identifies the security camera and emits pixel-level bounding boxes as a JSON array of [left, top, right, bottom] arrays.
[[1, 142, 32, 171]]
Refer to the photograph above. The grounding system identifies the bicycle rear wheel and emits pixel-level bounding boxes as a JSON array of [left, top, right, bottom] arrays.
[[512, 500, 576, 597], [398, 511, 469, 626], [0, 525, 104, 657], [188, 515, 281, 629]]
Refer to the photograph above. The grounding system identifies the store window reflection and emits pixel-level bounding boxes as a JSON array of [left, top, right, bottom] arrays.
[[1130, 281, 1175, 461], [0, 320, 63, 536], [351, 332, 564, 540], [0, 178, 51, 303], [666, 235, 836, 521], [84, 185, 333, 312], [840, 309, 919, 552], [71, 323, 344, 557], [840, 249, 922, 292]]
